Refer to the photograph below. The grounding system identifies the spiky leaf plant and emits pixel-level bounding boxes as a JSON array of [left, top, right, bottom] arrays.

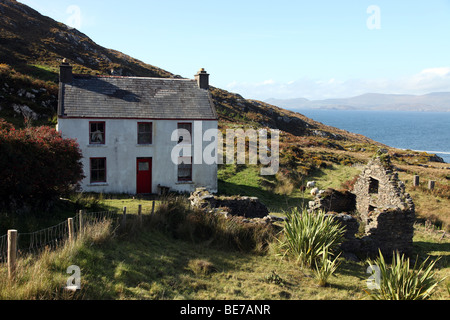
[[366, 250, 443, 300]]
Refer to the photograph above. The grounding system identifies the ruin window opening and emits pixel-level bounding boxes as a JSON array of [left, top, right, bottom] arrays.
[[369, 177, 379, 194]]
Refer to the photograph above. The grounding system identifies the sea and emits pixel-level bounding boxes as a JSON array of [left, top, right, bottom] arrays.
[[295, 109, 450, 164]]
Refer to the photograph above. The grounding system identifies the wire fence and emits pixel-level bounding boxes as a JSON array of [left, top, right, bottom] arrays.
[[0, 210, 119, 264]]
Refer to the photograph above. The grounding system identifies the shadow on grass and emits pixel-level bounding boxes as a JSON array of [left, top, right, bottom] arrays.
[[76, 228, 254, 299], [413, 241, 450, 269]]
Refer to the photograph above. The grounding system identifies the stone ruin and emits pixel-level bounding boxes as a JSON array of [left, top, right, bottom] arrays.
[[188, 188, 286, 225], [190, 156, 415, 259], [353, 156, 415, 257], [309, 156, 415, 259]]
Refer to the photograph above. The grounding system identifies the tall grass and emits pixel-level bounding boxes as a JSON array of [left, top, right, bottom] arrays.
[[279, 207, 345, 268], [0, 219, 114, 299], [365, 250, 444, 300], [147, 195, 276, 253]]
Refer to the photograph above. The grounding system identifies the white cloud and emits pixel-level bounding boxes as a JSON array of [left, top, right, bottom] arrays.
[[227, 67, 450, 100]]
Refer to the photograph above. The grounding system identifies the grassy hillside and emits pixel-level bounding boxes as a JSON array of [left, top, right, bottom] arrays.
[[0, 0, 449, 302], [1, 196, 448, 300]]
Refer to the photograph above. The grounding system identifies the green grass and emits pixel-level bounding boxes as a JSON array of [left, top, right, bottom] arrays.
[[0, 162, 448, 300], [0, 195, 448, 300], [218, 164, 308, 213]]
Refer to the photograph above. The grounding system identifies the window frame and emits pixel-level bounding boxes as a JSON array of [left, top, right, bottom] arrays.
[[177, 122, 192, 145], [137, 122, 153, 145], [89, 121, 106, 145], [90, 157, 107, 184], [177, 156, 192, 182]]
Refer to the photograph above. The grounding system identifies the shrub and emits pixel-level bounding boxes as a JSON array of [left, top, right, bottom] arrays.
[[365, 250, 443, 300], [0, 120, 84, 212], [279, 207, 345, 268]]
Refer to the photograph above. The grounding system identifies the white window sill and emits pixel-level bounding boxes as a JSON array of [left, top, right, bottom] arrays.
[[176, 181, 194, 185], [87, 183, 109, 187], [87, 144, 107, 148], [136, 144, 153, 147]]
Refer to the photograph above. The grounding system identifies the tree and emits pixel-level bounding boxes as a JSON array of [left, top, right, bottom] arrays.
[[0, 120, 84, 212]]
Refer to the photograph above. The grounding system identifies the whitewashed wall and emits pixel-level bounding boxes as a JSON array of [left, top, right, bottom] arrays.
[[57, 118, 218, 194]]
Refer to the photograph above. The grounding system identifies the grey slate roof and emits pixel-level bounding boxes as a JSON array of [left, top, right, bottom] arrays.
[[60, 75, 217, 120]]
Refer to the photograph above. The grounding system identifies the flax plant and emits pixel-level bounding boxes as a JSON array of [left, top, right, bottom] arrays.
[[365, 250, 444, 300], [313, 248, 342, 287], [279, 207, 345, 268]]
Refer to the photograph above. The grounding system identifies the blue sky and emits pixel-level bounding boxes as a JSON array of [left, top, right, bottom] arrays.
[[19, 0, 450, 100]]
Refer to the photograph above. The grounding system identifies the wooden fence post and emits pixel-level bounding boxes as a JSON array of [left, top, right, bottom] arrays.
[[151, 201, 155, 215], [68, 218, 74, 243], [428, 180, 435, 190], [78, 209, 85, 234], [7, 229, 17, 279], [413, 175, 420, 187], [138, 204, 142, 226], [121, 206, 127, 229]]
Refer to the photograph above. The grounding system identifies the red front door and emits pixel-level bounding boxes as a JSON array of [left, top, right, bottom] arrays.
[[136, 158, 152, 194]]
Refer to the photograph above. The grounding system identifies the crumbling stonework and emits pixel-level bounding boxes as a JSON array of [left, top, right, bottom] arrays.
[[309, 188, 356, 213], [189, 188, 270, 219], [353, 157, 415, 257], [360, 207, 415, 257], [353, 157, 414, 224], [308, 156, 415, 258]]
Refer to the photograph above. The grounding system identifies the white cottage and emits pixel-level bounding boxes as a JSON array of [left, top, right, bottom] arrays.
[[57, 62, 218, 194]]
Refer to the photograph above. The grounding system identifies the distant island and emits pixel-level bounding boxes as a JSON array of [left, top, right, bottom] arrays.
[[266, 92, 450, 112]]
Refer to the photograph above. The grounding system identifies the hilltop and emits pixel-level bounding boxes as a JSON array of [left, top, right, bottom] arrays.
[[0, 0, 378, 144]]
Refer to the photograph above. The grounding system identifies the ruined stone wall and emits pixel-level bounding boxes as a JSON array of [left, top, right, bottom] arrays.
[[353, 157, 414, 223], [189, 188, 269, 219], [361, 207, 415, 257], [352, 156, 415, 257], [308, 156, 416, 258]]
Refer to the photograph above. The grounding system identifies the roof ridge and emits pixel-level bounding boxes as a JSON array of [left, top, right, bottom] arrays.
[[73, 74, 192, 81]]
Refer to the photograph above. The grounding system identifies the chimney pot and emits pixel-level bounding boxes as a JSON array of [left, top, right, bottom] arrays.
[[195, 68, 209, 90]]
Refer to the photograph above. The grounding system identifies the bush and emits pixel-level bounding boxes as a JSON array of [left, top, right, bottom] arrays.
[[0, 120, 84, 212], [365, 250, 443, 300], [279, 207, 345, 268]]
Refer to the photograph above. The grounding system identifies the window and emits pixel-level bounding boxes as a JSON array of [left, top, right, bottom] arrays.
[[178, 156, 192, 182], [369, 177, 379, 194], [177, 122, 192, 144], [138, 122, 153, 145], [90, 158, 106, 183], [90, 122, 105, 144]]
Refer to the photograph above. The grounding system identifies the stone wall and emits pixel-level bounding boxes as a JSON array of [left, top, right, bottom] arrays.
[[308, 156, 415, 258], [360, 207, 415, 257], [189, 188, 269, 219], [309, 188, 356, 213], [352, 156, 415, 257]]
